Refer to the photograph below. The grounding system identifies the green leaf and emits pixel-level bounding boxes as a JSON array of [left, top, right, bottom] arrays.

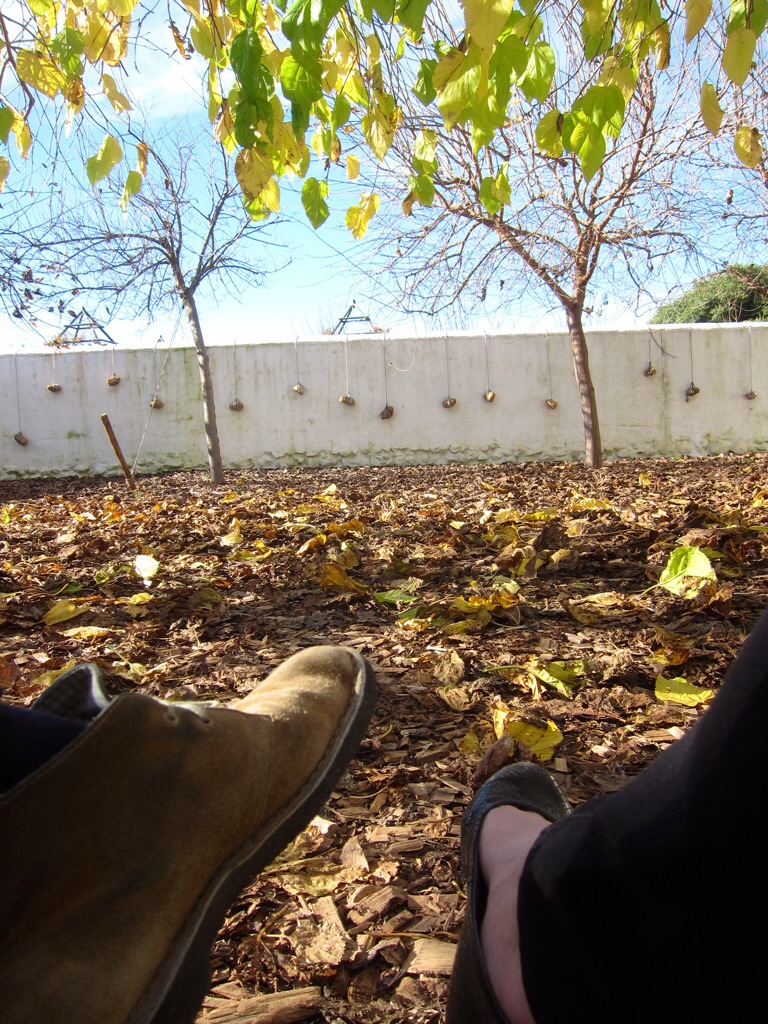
[[655, 674, 714, 707], [700, 82, 723, 136], [280, 54, 323, 105], [519, 41, 555, 104], [479, 175, 502, 215], [463, 0, 515, 54], [362, 93, 398, 159], [722, 27, 756, 86], [656, 545, 716, 598], [0, 107, 14, 145], [283, 0, 345, 57], [301, 176, 330, 228], [685, 0, 712, 42], [331, 93, 351, 130], [409, 172, 435, 205], [375, 588, 419, 604], [49, 28, 85, 79], [118, 169, 143, 213], [535, 109, 564, 156], [561, 114, 605, 182], [413, 58, 437, 105], [734, 124, 764, 168], [86, 135, 123, 185], [230, 28, 268, 104], [397, 0, 431, 39]]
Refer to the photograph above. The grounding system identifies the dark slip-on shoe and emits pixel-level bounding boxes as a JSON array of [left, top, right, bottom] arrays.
[[446, 763, 571, 1024]]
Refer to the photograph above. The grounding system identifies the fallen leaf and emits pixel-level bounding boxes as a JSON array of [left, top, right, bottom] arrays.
[[655, 674, 715, 706]]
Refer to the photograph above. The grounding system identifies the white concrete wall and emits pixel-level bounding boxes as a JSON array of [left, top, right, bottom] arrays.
[[1, 324, 767, 479]]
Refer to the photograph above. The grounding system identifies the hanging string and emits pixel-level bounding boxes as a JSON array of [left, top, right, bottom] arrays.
[[380, 344, 393, 419], [13, 352, 27, 444], [483, 332, 495, 401], [132, 326, 177, 473], [746, 325, 757, 399], [229, 337, 243, 411], [442, 335, 456, 407], [108, 344, 121, 386], [545, 333, 558, 409], [686, 328, 699, 399], [340, 336, 354, 405], [293, 337, 306, 394], [47, 349, 62, 392], [645, 329, 657, 376]]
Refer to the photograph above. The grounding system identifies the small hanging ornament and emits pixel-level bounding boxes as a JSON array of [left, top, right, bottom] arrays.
[[685, 331, 698, 401], [47, 382, 62, 393], [745, 390, 758, 401], [229, 398, 244, 412], [340, 393, 355, 406], [107, 374, 121, 387], [644, 362, 657, 377], [686, 382, 700, 399], [442, 336, 456, 409], [293, 382, 307, 395], [442, 396, 457, 409], [14, 431, 28, 446], [150, 396, 164, 409], [48, 351, 61, 392], [380, 404, 394, 419], [745, 328, 757, 401], [545, 398, 558, 410], [483, 389, 496, 402]]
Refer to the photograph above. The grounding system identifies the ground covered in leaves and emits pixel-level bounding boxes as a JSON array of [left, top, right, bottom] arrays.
[[2, 454, 768, 1024]]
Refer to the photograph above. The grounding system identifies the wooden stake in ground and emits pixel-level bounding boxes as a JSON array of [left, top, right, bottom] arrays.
[[100, 414, 137, 491]]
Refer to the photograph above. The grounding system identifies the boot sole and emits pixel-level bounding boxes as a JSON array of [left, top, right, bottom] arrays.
[[126, 651, 377, 1024]]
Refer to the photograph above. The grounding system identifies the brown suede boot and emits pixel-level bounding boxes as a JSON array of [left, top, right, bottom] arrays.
[[0, 646, 376, 1024]]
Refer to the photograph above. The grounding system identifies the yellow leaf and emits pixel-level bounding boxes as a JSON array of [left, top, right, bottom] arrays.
[[60, 625, 113, 640], [638, 471, 653, 487], [735, 124, 763, 169], [43, 599, 89, 625], [700, 82, 723, 136], [655, 674, 714, 707], [101, 72, 131, 112], [136, 142, 150, 176], [345, 192, 380, 239], [0, 157, 9, 193], [297, 533, 327, 555], [220, 521, 244, 547], [15, 50, 66, 98], [459, 729, 481, 754], [463, 0, 515, 54], [317, 562, 369, 594], [235, 147, 274, 203], [12, 114, 32, 159], [722, 28, 756, 87], [347, 153, 360, 180], [117, 592, 153, 605], [685, 0, 711, 42], [492, 710, 563, 762], [258, 176, 281, 213]]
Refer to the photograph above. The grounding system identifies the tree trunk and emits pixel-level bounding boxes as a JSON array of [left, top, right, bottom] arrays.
[[181, 290, 226, 485], [565, 304, 603, 469]]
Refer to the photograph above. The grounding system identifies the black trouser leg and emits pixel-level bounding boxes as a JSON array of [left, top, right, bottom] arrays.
[[519, 609, 768, 1023], [0, 704, 85, 794]]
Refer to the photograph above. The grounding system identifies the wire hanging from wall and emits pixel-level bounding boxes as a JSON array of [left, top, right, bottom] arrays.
[[483, 332, 495, 402], [545, 333, 558, 409], [292, 337, 306, 395], [686, 329, 700, 400], [380, 344, 393, 419], [47, 349, 62, 393], [644, 329, 658, 377], [339, 335, 355, 406], [13, 353, 28, 445], [745, 325, 757, 400], [149, 335, 167, 409], [442, 335, 456, 408], [229, 337, 244, 411]]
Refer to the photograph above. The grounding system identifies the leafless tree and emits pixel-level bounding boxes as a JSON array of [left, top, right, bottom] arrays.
[[373, 10, 730, 467], [8, 131, 284, 484]]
